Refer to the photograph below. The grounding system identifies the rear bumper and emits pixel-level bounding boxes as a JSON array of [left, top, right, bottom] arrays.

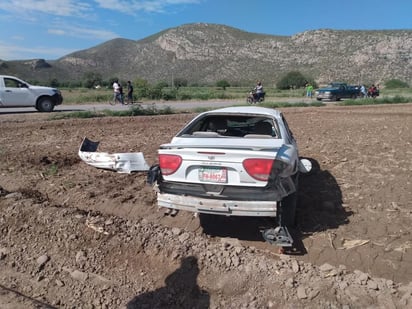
[[157, 192, 277, 217], [316, 93, 333, 100]]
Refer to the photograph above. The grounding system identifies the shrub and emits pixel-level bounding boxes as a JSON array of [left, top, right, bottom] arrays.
[[161, 88, 177, 100], [83, 72, 102, 89], [385, 79, 409, 89], [173, 78, 188, 89], [216, 80, 230, 90], [177, 93, 192, 100], [277, 71, 308, 90]]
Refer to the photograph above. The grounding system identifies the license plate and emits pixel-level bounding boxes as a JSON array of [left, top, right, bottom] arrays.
[[199, 167, 227, 183]]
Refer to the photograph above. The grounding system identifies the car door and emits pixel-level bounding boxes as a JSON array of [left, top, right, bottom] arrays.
[[1, 77, 32, 106]]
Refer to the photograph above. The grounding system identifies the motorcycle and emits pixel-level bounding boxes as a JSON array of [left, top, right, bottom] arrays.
[[246, 89, 265, 104], [367, 88, 380, 98]]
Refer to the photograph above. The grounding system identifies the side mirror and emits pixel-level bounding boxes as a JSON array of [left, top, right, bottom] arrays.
[[298, 158, 312, 173]]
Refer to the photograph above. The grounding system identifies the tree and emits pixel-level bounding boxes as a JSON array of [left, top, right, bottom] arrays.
[[83, 72, 102, 88], [173, 78, 188, 89], [134, 78, 150, 98], [156, 81, 169, 89], [216, 80, 230, 90], [277, 71, 308, 90]]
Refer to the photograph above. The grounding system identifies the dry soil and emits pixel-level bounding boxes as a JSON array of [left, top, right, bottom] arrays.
[[0, 103, 411, 308]]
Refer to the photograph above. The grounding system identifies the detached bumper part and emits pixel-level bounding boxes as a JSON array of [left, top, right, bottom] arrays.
[[78, 137, 150, 173]]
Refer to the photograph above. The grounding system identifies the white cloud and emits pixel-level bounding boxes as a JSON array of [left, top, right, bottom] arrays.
[[11, 35, 25, 41], [94, 0, 201, 14], [0, 0, 201, 17], [48, 25, 118, 40], [0, 42, 75, 60], [1, 0, 91, 17]]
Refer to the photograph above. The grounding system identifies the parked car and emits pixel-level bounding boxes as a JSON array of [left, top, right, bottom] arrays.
[[147, 106, 312, 246], [316, 82, 360, 101], [0, 75, 63, 112]]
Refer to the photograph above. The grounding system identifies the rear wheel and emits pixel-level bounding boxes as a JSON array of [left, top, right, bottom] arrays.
[[278, 173, 299, 228], [279, 191, 297, 228], [37, 97, 54, 112]]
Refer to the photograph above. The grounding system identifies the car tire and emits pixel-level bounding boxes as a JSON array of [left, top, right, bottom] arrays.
[[37, 97, 54, 112]]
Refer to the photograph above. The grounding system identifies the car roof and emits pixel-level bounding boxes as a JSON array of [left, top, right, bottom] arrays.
[[200, 106, 282, 117]]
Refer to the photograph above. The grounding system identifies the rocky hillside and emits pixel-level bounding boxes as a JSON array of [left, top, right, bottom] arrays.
[[1, 23, 411, 86]]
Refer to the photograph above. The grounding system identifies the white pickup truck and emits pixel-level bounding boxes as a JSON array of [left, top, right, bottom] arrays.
[[0, 75, 63, 112]]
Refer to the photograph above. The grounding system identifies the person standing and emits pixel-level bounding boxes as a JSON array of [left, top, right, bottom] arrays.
[[360, 84, 367, 98], [306, 83, 313, 98], [126, 80, 134, 104], [112, 79, 124, 104]]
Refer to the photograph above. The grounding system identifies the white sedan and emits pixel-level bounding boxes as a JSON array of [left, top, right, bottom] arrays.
[[148, 106, 312, 246]]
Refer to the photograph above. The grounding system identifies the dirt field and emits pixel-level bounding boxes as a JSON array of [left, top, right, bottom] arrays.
[[0, 103, 411, 308]]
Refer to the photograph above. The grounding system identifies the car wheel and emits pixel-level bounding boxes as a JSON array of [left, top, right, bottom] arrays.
[[279, 191, 297, 228], [37, 97, 54, 112], [351, 94, 357, 99]]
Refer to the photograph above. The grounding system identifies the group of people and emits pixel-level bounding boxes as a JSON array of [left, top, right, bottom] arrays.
[[112, 79, 134, 104], [360, 84, 379, 98]]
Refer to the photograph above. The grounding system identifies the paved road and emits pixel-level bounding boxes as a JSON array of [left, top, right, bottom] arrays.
[[0, 97, 314, 115], [0, 100, 235, 114]]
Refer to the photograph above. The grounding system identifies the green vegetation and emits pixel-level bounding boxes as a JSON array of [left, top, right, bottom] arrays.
[[384, 79, 409, 89], [60, 85, 307, 104], [52, 72, 411, 121], [51, 71, 410, 104], [338, 95, 411, 106], [46, 164, 59, 176], [50, 104, 174, 120], [276, 71, 317, 90], [261, 101, 325, 108], [216, 80, 231, 90]]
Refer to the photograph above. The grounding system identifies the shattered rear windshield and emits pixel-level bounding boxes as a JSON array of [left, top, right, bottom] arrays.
[[178, 115, 280, 138]]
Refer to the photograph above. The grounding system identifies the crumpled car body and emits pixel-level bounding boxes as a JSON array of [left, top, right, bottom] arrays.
[[149, 106, 311, 227], [78, 107, 312, 246]]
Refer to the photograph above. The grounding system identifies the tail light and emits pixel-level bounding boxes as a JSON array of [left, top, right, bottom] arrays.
[[159, 154, 182, 175], [243, 158, 274, 181]]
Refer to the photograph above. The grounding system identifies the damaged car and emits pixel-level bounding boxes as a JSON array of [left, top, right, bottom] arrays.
[[147, 106, 312, 246]]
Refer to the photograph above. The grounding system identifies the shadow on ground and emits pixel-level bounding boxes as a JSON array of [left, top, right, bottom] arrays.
[[199, 158, 352, 254], [126, 256, 209, 309]]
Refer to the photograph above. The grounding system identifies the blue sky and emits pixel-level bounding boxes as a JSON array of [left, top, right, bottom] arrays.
[[1, 0, 411, 60]]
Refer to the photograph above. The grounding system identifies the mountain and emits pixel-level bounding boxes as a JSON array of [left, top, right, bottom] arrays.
[[1, 23, 411, 86]]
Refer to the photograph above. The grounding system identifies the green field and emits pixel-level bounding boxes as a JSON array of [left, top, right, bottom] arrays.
[[60, 86, 313, 104]]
